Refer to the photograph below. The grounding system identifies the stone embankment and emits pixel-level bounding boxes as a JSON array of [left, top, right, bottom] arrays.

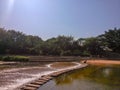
[[21, 64, 87, 90]]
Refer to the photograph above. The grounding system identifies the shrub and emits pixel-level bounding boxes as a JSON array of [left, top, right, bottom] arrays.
[[0, 56, 29, 62]]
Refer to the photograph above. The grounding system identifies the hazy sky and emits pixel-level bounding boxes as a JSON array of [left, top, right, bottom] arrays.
[[0, 0, 120, 39]]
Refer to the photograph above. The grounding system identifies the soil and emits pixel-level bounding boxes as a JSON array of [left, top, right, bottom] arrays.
[[86, 60, 120, 65]]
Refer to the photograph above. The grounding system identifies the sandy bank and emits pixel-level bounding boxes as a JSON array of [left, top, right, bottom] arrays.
[[86, 60, 120, 65]]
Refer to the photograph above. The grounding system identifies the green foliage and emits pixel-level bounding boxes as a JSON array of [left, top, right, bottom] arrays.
[[81, 51, 90, 57], [0, 56, 29, 62], [0, 27, 120, 58], [0, 28, 43, 55], [100, 28, 120, 53], [83, 37, 104, 57], [61, 50, 72, 56]]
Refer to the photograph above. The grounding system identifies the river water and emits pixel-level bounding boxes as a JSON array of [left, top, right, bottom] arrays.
[[39, 65, 120, 90], [0, 62, 80, 90]]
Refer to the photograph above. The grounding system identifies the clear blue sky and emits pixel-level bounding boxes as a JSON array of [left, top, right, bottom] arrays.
[[0, 0, 120, 39]]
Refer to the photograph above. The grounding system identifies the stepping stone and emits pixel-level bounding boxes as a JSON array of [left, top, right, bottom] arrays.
[[37, 79, 46, 82], [40, 78, 50, 81], [26, 84, 40, 88], [50, 73, 60, 77], [44, 76, 53, 79], [37, 79, 47, 82], [21, 86, 36, 90], [35, 81, 46, 85], [41, 75, 52, 78], [30, 82, 43, 85]]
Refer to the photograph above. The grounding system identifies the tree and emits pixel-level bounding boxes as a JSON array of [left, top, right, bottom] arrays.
[[0, 28, 8, 54], [0, 27, 120, 57], [7, 30, 26, 54], [0, 28, 43, 55], [25, 35, 43, 54], [100, 28, 120, 53], [43, 37, 61, 55], [83, 37, 104, 57]]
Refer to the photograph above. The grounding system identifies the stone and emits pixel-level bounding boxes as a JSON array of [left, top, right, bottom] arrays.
[[21, 86, 36, 90], [26, 84, 40, 88]]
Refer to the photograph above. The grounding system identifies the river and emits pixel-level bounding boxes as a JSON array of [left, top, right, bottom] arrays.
[[39, 65, 120, 90]]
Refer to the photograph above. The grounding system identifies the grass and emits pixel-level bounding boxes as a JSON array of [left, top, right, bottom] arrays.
[[0, 55, 29, 62]]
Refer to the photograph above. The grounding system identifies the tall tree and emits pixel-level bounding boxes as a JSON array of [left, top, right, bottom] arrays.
[[83, 37, 104, 57], [101, 28, 120, 53], [0, 28, 8, 54]]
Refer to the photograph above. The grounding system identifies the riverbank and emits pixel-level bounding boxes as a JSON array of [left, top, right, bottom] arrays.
[[86, 60, 120, 65]]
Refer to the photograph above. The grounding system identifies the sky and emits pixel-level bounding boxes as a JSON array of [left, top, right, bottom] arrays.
[[0, 0, 120, 40]]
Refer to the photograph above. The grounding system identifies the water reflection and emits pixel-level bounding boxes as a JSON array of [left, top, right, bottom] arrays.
[[102, 68, 111, 77], [55, 65, 98, 85], [39, 65, 120, 90]]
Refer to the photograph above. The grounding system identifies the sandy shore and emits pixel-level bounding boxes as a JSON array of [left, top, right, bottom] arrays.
[[86, 60, 120, 65]]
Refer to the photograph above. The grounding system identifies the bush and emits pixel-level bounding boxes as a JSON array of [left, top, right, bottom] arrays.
[[81, 51, 91, 57], [0, 56, 29, 62], [72, 50, 82, 56], [61, 50, 72, 56]]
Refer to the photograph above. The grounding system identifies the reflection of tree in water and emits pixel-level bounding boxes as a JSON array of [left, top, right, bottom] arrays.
[[54, 66, 99, 85], [89, 66, 120, 86], [55, 74, 73, 85], [54, 65, 120, 87]]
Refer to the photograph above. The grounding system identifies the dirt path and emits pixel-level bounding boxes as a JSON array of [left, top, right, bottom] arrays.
[[86, 60, 120, 65]]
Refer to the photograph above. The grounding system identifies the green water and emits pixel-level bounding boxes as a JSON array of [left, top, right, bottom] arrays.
[[39, 65, 120, 90]]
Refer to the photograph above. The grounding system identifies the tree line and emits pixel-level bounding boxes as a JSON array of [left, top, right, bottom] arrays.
[[0, 27, 120, 57]]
